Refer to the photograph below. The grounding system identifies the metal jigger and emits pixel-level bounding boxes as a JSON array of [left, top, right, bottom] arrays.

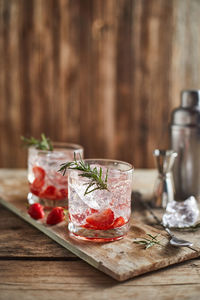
[[153, 149, 178, 208]]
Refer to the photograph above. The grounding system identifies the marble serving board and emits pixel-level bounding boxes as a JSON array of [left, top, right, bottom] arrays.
[[0, 169, 200, 282]]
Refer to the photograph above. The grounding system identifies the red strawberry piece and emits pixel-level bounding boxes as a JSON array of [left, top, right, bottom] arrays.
[[28, 203, 44, 220], [110, 216, 125, 229], [86, 208, 114, 230], [31, 178, 45, 189], [73, 209, 98, 228], [30, 166, 45, 194], [30, 185, 40, 196], [82, 223, 97, 229], [33, 166, 45, 180], [46, 207, 65, 225], [90, 208, 99, 214], [40, 185, 58, 200], [57, 188, 68, 199]]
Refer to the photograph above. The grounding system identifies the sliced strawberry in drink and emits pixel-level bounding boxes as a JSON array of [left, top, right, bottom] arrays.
[[90, 208, 99, 214], [30, 178, 45, 196], [82, 223, 97, 229], [58, 188, 68, 199], [33, 166, 45, 180], [30, 180, 44, 196], [86, 208, 114, 230], [54, 188, 68, 200], [30, 166, 45, 195], [40, 185, 58, 200], [30, 184, 41, 196], [32, 178, 45, 189], [110, 216, 125, 229], [73, 209, 98, 228]]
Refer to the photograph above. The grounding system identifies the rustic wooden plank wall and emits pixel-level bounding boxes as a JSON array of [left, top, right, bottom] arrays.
[[0, 0, 200, 168]]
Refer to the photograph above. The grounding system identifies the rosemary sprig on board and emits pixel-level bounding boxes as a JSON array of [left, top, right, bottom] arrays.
[[21, 133, 53, 151], [58, 154, 109, 195], [134, 234, 161, 249]]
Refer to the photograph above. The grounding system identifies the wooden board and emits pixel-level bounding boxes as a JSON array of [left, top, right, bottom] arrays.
[[0, 169, 200, 282]]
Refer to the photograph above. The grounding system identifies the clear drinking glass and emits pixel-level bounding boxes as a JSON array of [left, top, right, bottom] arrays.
[[68, 159, 133, 242], [27, 142, 84, 208]]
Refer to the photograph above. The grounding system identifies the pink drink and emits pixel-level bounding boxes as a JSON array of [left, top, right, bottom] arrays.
[[68, 159, 133, 242], [27, 143, 83, 208]]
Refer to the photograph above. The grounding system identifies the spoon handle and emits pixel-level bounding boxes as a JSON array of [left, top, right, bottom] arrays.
[[164, 227, 174, 238], [138, 196, 161, 224]]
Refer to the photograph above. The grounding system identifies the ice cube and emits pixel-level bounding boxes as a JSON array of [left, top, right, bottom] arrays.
[[70, 181, 111, 210], [162, 196, 199, 228]]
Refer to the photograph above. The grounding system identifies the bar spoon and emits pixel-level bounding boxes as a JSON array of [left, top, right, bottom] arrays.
[[164, 227, 193, 247], [136, 193, 194, 248]]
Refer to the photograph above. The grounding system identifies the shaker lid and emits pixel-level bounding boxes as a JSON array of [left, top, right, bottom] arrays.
[[181, 90, 200, 108], [171, 90, 200, 126]]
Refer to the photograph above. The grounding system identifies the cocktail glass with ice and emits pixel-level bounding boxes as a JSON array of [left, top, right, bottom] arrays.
[[27, 143, 83, 208], [68, 159, 133, 242]]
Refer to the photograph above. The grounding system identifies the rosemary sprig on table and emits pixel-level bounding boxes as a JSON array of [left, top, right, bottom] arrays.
[[58, 154, 109, 195], [134, 234, 161, 249], [21, 133, 53, 151]]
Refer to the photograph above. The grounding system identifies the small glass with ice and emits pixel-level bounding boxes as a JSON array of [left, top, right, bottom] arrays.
[[68, 159, 133, 242], [27, 143, 83, 208]]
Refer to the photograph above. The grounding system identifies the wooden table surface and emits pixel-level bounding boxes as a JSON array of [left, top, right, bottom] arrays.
[[0, 169, 200, 300]]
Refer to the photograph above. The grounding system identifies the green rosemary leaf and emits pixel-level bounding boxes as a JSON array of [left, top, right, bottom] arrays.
[[99, 167, 102, 180], [79, 173, 94, 178], [134, 241, 147, 245], [84, 182, 96, 195], [146, 243, 154, 249], [85, 186, 101, 195], [59, 162, 74, 176], [134, 234, 161, 249], [93, 167, 97, 175], [146, 233, 158, 240], [21, 133, 53, 151], [105, 168, 109, 183], [58, 154, 109, 195]]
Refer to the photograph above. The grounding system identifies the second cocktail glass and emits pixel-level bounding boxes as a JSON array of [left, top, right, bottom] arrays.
[[27, 142, 83, 208]]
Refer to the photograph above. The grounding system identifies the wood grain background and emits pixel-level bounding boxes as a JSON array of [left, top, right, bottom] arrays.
[[0, 0, 200, 168]]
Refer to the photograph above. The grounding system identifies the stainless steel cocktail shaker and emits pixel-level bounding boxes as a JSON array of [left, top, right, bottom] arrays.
[[171, 90, 200, 200]]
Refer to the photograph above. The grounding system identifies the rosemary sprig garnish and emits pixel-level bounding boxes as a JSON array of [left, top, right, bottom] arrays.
[[21, 133, 53, 151], [58, 154, 109, 195], [134, 234, 161, 249]]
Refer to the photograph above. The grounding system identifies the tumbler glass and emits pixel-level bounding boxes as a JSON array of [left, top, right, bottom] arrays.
[[68, 159, 133, 242], [27, 142, 83, 208]]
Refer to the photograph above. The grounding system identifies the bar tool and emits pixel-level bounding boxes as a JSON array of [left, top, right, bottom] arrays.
[[139, 197, 194, 248], [153, 149, 177, 208]]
